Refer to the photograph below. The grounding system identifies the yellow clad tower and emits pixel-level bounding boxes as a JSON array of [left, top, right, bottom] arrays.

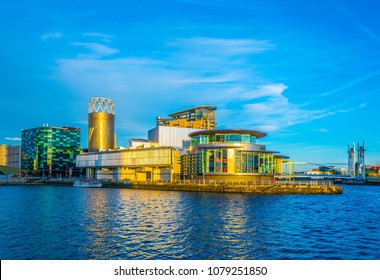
[[88, 97, 115, 152]]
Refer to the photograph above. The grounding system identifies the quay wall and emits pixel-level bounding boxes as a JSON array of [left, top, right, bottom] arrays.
[[0, 178, 343, 194], [126, 182, 343, 194]]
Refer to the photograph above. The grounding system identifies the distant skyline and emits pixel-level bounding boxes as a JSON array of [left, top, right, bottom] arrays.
[[1, 0, 379, 165]]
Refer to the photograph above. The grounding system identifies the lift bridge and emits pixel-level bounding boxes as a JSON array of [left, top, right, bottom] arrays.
[[280, 161, 353, 179]]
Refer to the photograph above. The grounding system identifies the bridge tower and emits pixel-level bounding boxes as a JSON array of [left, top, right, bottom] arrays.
[[356, 142, 365, 181], [347, 144, 356, 176]]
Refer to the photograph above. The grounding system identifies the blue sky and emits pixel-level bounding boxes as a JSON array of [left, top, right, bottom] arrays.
[[1, 0, 379, 167]]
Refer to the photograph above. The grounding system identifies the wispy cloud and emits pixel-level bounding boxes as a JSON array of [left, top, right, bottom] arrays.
[[56, 36, 347, 136], [233, 97, 331, 131], [72, 120, 87, 125], [83, 32, 114, 39], [322, 69, 380, 96], [71, 42, 119, 58], [83, 33, 114, 43], [5, 137, 21, 141], [358, 24, 380, 44], [169, 37, 275, 55], [315, 128, 329, 133], [334, 2, 380, 44], [41, 32, 62, 40]]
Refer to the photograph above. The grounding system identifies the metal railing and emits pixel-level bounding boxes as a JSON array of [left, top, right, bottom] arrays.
[[137, 179, 334, 186]]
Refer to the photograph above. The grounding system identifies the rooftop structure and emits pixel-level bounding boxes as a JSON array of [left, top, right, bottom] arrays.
[[156, 105, 216, 130], [148, 126, 201, 149], [128, 138, 158, 149]]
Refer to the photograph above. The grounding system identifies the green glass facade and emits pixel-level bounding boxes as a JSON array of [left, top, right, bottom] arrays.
[[21, 126, 81, 177], [181, 129, 285, 179], [191, 133, 257, 146]]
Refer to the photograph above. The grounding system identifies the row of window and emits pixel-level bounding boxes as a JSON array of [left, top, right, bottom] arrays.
[[191, 134, 257, 146], [183, 149, 282, 174]]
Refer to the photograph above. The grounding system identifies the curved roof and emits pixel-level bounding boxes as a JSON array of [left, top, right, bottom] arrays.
[[188, 129, 267, 138]]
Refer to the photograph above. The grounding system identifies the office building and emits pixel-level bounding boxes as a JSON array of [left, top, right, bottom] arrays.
[[156, 105, 216, 129], [21, 125, 81, 177], [0, 144, 21, 169], [148, 106, 216, 149], [0, 144, 8, 166], [76, 146, 180, 181], [7, 145, 21, 169]]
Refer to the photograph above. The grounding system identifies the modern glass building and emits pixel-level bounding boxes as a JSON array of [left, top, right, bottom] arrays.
[[156, 105, 216, 130], [181, 129, 287, 180], [21, 126, 81, 177]]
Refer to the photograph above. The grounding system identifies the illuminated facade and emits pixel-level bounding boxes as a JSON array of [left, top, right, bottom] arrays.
[[88, 97, 115, 152], [21, 126, 81, 177], [128, 138, 158, 149], [76, 147, 180, 181], [148, 126, 201, 149], [156, 106, 216, 129], [0, 144, 21, 169], [0, 144, 8, 166], [181, 129, 286, 180]]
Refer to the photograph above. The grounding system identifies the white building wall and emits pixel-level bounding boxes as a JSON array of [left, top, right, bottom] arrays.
[[148, 126, 201, 149]]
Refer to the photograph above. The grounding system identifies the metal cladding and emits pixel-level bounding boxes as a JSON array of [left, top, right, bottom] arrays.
[[88, 98, 115, 152]]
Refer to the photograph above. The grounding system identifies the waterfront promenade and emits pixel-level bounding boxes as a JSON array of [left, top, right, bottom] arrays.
[[0, 178, 343, 194]]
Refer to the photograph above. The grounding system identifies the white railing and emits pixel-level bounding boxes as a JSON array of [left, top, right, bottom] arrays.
[[138, 179, 334, 186]]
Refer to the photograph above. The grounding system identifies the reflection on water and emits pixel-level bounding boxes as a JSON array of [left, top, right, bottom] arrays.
[[0, 185, 379, 259]]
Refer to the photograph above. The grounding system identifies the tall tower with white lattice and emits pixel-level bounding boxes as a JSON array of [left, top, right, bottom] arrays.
[[88, 97, 115, 152]]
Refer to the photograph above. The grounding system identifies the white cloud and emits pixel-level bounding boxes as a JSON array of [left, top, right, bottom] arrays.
[[56, 36, 346, 137], [41, 32, 62, 40], [83, 33, 114, 43], [322, 70, 380, 96], [334, 2, 380, 45], [71, 42, 119, 58], [315, 128, 329, 133], [225, 86, 335, 131], [169, 37, 275, 56], [72, 120, 88, 125], [83, 32, 114, 39], [5, 137, 21, 141]]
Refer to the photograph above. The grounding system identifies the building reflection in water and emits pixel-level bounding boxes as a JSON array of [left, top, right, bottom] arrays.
[[75, 188, 285, 259], [77, 188, 190, 259]]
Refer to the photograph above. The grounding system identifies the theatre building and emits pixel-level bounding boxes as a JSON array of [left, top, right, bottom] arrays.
[[181, 129, 287, 181]]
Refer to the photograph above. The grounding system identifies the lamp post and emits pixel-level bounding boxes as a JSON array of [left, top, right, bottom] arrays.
[[202, 150, 205, 184]]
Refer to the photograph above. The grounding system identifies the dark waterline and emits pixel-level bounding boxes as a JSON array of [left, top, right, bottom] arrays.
[[0, 185, 379, 260]]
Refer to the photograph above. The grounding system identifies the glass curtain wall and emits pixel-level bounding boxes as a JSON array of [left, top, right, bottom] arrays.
[[199, 148, 280, 174]]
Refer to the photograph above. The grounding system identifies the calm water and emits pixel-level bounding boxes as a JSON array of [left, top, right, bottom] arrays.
[[0, 185, 379, 260]]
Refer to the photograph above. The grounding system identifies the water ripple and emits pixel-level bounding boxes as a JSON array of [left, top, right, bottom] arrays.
[[0, 185, 379, 259]]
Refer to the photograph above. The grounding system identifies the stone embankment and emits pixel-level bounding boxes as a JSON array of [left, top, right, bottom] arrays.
[[126, 182, 343, 194], [1, 178, 343, 194]]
